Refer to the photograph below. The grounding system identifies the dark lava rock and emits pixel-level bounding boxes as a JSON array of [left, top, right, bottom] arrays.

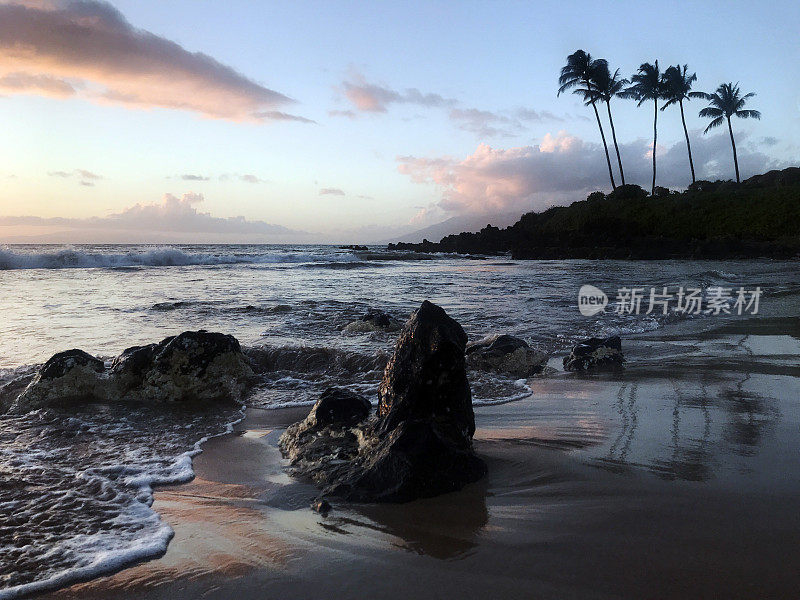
[[39, 349, 105, 380], [279, 300, 486, 504], [325, 419, 487, 503], [466, 334, 548, 377], [8, 330, 253, 413], [377, 301, 473, 439], [563, 335, 624, 371]]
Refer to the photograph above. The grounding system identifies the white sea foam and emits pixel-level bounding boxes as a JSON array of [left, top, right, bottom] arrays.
[[0, 404, 244, 599]]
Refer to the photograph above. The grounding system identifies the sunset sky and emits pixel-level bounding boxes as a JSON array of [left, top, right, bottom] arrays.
[[1, 0, 798, 243]]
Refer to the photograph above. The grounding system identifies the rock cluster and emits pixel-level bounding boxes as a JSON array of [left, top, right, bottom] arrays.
[[280, 301, 487, 503], [466, 334, 547, 377], [6, 330, 253, 413], [563, 335, 624, 371]]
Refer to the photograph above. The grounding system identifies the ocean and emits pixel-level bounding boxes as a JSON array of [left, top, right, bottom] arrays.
[[0, 244, 798, 598]]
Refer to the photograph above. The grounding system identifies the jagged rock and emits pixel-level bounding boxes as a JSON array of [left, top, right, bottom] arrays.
[[280, 301, 486, 504], [466, 334, 548, 377], [7, 330, 253, 413], [343, 309, 402, 333], [563, 335, 624, 371], [377, 301, 474, 438]]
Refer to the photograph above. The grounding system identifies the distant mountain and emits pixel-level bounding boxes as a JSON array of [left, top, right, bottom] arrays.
[[383, 212, 522, 244]]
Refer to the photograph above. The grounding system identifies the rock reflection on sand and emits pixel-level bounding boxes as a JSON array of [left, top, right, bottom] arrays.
[[504, 334, 797, 485]]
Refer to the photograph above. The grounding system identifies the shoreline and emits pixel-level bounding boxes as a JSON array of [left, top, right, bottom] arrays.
[[39, 330, 800, 600]]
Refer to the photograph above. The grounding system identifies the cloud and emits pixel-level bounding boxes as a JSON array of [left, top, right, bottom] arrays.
[[448, 108, 517, 138], [239, 174, 268, 184], [340, 71, 457, 113], [0, 0, 310, 122], [397, 131, 791, 217], [181, 174, 211, 181], [48, 168, 102, 184], [328, 109, 357, 118], [514, 108, 565, 123], [216, 173, 269, 183], [0, 72, 76, 97], [319, 188, 345, 196], [0, 192, 297, 235]]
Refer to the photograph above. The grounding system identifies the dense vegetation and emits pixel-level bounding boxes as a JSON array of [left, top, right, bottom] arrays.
[[388, 168, 800, 259]]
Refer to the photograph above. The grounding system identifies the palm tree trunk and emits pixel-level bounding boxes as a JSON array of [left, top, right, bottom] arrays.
[[679, 100, 696, 184], [606, 100, 625, 185], [727, 115, 740, 183], [592, 101, 616, 190], [651, 98, 658, 195]]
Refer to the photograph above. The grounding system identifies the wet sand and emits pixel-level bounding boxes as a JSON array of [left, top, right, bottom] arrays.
[[42, 330, 800, 600]]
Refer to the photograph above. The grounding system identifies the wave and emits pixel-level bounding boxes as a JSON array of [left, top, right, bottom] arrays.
[[0, 404, 243, 600], [0, 248, 363, 270]]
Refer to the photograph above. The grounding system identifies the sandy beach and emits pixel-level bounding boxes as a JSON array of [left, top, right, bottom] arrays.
[[38, 326, 800, 600]]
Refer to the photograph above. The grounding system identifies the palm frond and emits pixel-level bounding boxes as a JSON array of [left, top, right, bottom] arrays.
[[703, 116, 725, 133], [736, 109, 761, 119], [699, 107, 723, 118]]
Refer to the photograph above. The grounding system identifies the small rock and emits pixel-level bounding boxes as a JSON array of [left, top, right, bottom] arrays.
[[343, 309, 402, 333], [311, 498, 332, 515], [563, 336, 624, 371], [466, 334, 548, 377]]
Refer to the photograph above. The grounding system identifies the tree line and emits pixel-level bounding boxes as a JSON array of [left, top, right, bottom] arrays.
[[557, 50, 761, 194]]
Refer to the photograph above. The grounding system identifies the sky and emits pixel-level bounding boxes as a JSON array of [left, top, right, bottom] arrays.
[[0, 0, 798, 243]]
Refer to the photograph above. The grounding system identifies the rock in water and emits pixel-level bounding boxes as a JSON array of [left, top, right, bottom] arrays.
[[563, 336, 624, 371], [342, 308, 402, 333], [280, 301, 487, 503], [7, 330, 253, 413], [8, 350, 108, 411], [115, 331, 253, 403], [466, 334, 548, 377]]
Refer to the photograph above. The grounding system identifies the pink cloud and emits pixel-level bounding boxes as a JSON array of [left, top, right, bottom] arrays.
[[0, 0, 309, 123], [398, 131, 789, 217]]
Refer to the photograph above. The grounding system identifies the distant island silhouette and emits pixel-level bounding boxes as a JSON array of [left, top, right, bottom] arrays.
[[388, 167, 800, 259]]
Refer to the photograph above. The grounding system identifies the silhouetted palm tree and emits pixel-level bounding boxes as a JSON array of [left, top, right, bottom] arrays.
[[586, 63, 629, 185], [662, 64, 701, 184], [696, 83, 761, 183], [557, 50, 616, 189], [624, 61, 665, 195]]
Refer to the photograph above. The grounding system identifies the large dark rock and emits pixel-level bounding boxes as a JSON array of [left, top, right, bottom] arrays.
[[466, 334, 547, 378], [311, 387, 372, 427], [279, 301, 486, 504], [325, 419, 487, 503], [7, 330, 253, 413], [563, 335, 624, 371], [377, 300, 473, 439]]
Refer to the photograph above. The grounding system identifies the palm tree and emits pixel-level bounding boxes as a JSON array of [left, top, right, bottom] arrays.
[[557, 50, 616, 190], [585, 63, 629, 185], [624, 61, 665, 195], [662, 64, 700, 184], [695, 83, 761, 183]]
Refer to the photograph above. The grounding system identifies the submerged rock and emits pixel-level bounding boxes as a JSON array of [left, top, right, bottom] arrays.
[[466, 334, 548, 378], [280, 300, 487, 504], [343, 309, 402, 333], [563, 335, 624, 371], [8, 330, 253, 413]]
